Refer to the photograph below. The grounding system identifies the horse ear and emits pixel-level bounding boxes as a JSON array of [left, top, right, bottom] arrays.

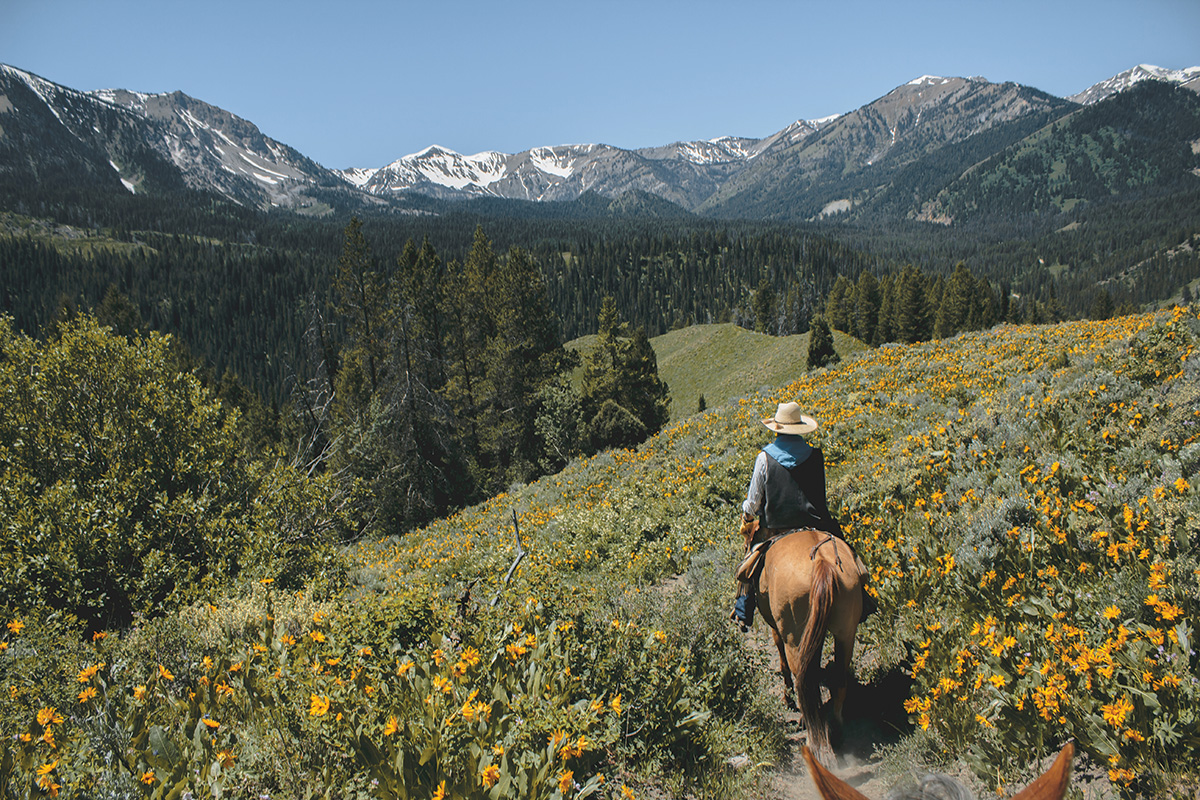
[[803, 746, 871, 800], [1009, 742, 1074, 800]]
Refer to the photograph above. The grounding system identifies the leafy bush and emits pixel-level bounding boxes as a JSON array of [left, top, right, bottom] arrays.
[[0, 315, 343, 629]]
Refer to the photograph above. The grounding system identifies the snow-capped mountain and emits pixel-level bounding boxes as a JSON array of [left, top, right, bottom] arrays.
[[339, 116, 842, 205], [695, 74, 1076, 219], [1068, 64, 1200, 105], [0, 64, 368, 211], [1, 61, 1196, 220]]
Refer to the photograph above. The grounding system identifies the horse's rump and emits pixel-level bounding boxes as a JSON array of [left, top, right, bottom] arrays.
[[757, 528, 864, 760]]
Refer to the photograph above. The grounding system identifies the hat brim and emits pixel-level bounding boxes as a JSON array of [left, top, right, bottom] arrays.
[[761, 414, 818, 435]]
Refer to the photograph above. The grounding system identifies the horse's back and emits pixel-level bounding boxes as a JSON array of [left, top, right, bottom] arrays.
[[765, 530, 864, 591], [759, 530, 864, 638]]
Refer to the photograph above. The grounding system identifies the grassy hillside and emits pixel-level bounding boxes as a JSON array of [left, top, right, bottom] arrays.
[[569, 323, 869, 421], [3, 309, 1197, 798]]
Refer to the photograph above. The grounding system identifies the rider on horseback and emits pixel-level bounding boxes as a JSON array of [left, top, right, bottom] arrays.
[[733, 402, 876, 630]]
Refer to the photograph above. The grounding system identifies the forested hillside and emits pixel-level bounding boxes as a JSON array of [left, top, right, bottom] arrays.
[[2, 305, 1195, 798], [927, 82, 1200, 222], [6, 195, 1197, 418]]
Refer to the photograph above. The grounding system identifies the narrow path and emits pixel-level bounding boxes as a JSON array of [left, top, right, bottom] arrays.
[[741, 624, 909, 800], [765, 710, 894, 800]]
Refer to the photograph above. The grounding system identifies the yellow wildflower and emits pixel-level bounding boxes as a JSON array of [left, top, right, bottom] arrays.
[[36, 707, 63, 727], [1101, 695, 1133, 729], [309, 694, 331, 717], [77, 663, 104, 683]]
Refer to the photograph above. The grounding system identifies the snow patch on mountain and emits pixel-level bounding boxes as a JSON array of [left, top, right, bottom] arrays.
[[908, 75, 952, 86], [1069, 64, 1200, 105], [341, 167, 378, 188], [2, 64, 68, 124], [529, 146, 577, 178], [108, 159, 136, 193]]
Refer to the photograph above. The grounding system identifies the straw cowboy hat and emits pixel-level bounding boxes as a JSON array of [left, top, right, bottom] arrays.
[[761, 402, 819, 435]]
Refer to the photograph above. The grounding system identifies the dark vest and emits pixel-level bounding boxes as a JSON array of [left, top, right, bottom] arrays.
[[762, 448, 843, 537]]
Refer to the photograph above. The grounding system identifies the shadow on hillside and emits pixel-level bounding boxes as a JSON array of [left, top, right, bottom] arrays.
[[828, 666, 912, 765]]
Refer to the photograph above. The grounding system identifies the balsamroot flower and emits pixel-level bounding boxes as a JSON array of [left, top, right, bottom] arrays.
[[309, 694, 331, 717]]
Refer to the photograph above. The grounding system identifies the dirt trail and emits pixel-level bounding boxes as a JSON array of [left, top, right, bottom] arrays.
[[740, 624, 908, 800], [765, 710, 894, 800]]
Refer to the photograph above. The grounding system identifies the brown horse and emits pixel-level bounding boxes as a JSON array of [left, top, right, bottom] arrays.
[[741, 519, 866, 761]]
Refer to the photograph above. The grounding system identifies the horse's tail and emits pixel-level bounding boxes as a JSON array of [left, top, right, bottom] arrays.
[[797, 557, 837, 755]]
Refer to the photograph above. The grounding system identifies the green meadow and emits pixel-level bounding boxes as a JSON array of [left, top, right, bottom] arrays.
[[1, 308, 1197, 798]]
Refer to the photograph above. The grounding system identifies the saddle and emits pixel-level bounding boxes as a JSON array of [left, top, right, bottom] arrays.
[[736, 528, 843, 583]]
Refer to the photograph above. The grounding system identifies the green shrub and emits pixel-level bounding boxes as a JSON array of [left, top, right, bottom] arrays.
[[0, 315, 342, 630]]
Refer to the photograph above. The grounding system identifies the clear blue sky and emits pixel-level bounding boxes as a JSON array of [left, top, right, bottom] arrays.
[[2, 0, 1197, 169]]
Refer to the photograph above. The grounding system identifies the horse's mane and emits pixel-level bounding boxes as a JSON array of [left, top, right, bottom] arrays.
[[882, 775, 975, 800]]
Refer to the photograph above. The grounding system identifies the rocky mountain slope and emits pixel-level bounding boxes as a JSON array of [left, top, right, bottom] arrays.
[[1, 62, 1197, 222], [0, 64, 383, 213]]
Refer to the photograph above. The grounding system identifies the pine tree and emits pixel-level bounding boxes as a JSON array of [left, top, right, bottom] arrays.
[[753, 275, 777, 334], [332, 217, 387, 395], [1090, 289, 1115, 320], [826, 274, 853, 333], [476, 246, 571, 485], [807, 315, 839, 370], [618, 326, 670, 434], [852, 271, 880, 344], [396, 237, 447, 391], [581, 298, 670, 451], [875, 274, 896, 345], [95, 284, 144, 338], [895, 265, 929, 344], [581, 296, 623, 423], [935, 263, 975, 339]]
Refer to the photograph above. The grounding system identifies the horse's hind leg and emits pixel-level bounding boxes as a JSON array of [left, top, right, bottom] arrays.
[[827, 630, 857, 746], [772, 627, 798, 711]]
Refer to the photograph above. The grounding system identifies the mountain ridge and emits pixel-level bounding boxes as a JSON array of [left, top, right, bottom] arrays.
[[1, 62, 1197, 221]]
